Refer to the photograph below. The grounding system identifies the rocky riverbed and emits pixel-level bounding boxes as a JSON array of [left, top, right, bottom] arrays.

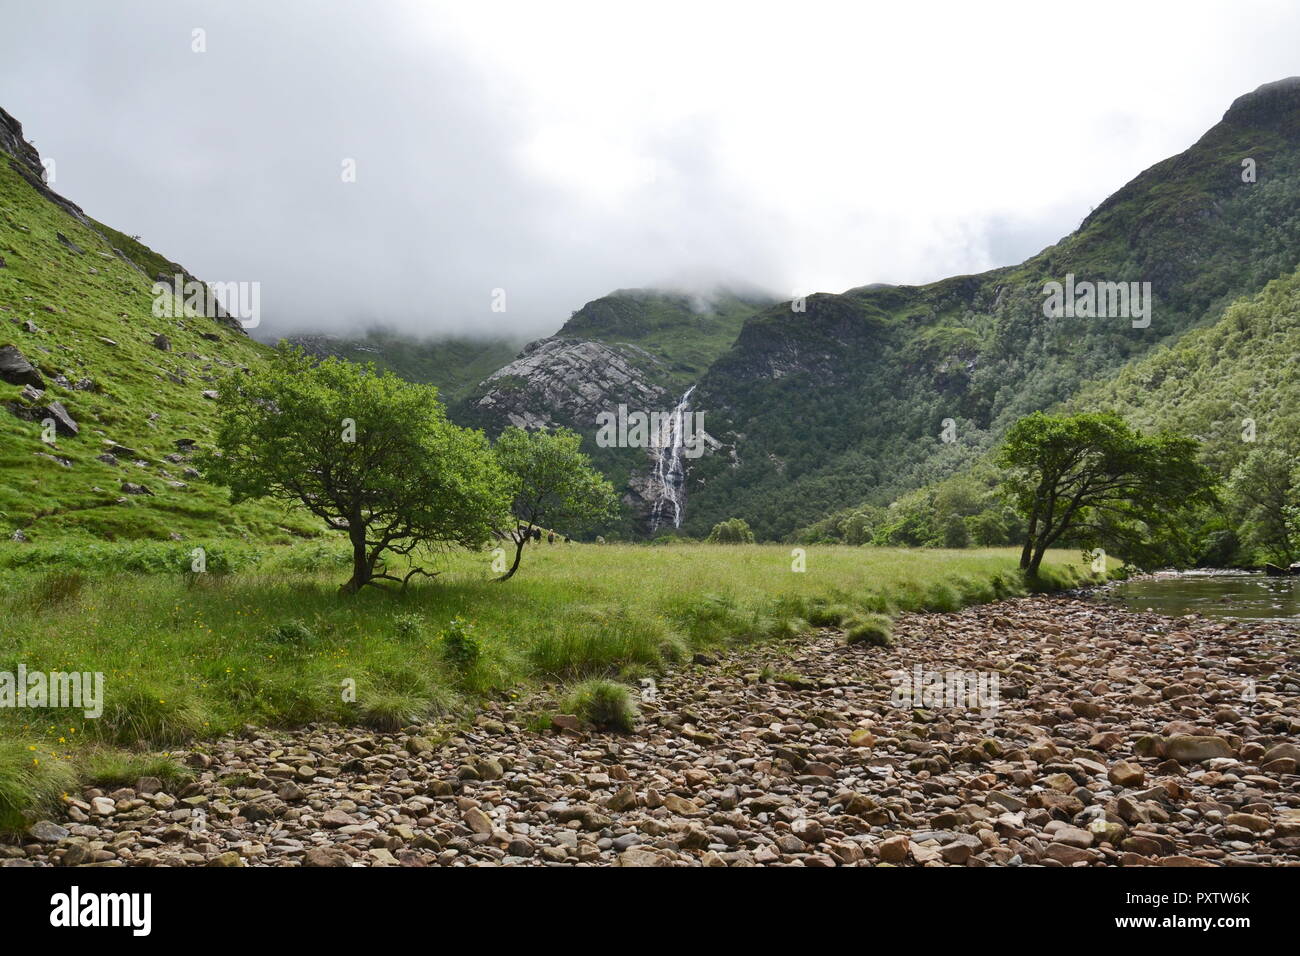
[[7, 597, 1300, 867]]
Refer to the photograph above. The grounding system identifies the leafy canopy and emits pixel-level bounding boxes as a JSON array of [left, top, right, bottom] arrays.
[[493, 426, 618, 580], [996, 411, 1218, 574], [1226, 446, 1300, 565], [202, 345, 508, 592], [707, 517, 756, 544]]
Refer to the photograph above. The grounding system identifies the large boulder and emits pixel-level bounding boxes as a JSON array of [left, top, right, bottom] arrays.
[[0, 345, 44, 388], [1165, 735, 1234, 764], [302, 847, 352, 867], [43, 401, 78, 436]]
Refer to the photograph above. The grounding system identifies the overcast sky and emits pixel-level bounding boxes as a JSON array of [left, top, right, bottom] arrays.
[[4, 1, 1299, 339]]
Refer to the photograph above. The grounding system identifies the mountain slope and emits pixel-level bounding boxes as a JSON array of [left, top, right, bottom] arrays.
[[0, 108, 315, 543], [282, 328, 521, 406], [554, 287, 772, 389], [457, 287, 769, 430], [454, 288, 770, 533], [1068, 263, 1300, 472], [684, 78, 1300, 539]]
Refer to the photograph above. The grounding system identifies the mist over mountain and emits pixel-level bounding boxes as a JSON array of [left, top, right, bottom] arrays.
[[8, 2, 1300, 341]]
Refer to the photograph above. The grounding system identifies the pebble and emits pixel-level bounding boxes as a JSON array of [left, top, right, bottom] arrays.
[[8, 597, 1298, 867]]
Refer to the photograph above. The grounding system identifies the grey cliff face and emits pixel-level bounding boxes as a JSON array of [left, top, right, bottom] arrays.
[[470, 337, 669, 432]]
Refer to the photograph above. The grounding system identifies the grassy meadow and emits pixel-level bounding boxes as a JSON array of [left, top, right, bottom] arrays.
[[0, 540, 1101, 827]]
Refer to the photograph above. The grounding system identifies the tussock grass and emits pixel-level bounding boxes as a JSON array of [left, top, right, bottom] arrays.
[[561, 679, 638, 733], [0, 739, 78, 831], [80, 750, 192, 789], [845, 613, 895, 647], [29, 571, 87, 610], [806, 603, 852, 627]]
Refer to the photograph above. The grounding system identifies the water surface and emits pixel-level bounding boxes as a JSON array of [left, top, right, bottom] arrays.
[[1099, 570, 1300, 623]]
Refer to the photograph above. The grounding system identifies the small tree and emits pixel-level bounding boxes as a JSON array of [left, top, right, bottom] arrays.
[[996, 411, 1217, 575], [707, 517, 755, 543], [1226, 446, 1300, 565], [493, 427, 617, 580], [202, 346, 509, 593]]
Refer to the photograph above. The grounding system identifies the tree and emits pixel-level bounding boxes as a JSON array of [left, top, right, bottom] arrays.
[[493, 427, 617, 580], [996, 411, 1217, 575], [707, 517, 755, 543], [1226, 445, 1300, 565], [202, 346, 508, 593]]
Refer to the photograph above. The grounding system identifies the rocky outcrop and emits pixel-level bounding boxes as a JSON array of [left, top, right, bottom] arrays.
[[1, 107, 94, 228], [0, 108, 43, 181], [0, 344, 44, 387], [464, 337, 713, 532], [0, 105, 245, 333], [467, 337, 669, 432], [1222, 76, 1300, 128]]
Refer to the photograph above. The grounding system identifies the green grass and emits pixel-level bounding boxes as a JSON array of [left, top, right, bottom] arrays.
[[80, 750, 193, 789], [0, 542, 1100, 828], [844, 613, 894, 647], [560, 678, 638, 733], [0, 738, 79, 830], [0, 545, 1095, 737]]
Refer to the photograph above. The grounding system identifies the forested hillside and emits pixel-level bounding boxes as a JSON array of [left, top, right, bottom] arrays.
[[685, 78, 1300, 540]]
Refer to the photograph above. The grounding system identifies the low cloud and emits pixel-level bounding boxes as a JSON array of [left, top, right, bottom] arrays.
[[3, 0, 1299, 340]]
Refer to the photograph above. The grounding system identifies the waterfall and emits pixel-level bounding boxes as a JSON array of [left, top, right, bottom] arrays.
[[648, 386, 696, 532]]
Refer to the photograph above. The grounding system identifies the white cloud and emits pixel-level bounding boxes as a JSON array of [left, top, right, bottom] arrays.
[[3, 0, 1298, 336]]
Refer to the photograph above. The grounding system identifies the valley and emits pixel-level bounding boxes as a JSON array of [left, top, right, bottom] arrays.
[[1, 57, 1298, 882]]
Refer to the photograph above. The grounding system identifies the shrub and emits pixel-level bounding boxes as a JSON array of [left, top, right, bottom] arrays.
[[561, 679, 638, 733], [0, 541, 259, 574], [845, 614, 894, 647], [941, 513, 969, 548], [270, 541, 352, 572], [707, 518, 755, 544], [440, 616, 481, 670], [392, 612, 425, 640], [264, 619, 316, 647]]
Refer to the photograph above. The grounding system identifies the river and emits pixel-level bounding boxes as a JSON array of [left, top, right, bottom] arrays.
[[1098, 570, 1300, 622]]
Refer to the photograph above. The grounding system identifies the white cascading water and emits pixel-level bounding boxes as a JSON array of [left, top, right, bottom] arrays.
[[648, 385, 696, 532]]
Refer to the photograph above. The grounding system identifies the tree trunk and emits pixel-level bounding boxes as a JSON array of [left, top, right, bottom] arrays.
[[496, 532, 527, 582], [342, 524, 371, 594], [1019, 509, 1038, 570]]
